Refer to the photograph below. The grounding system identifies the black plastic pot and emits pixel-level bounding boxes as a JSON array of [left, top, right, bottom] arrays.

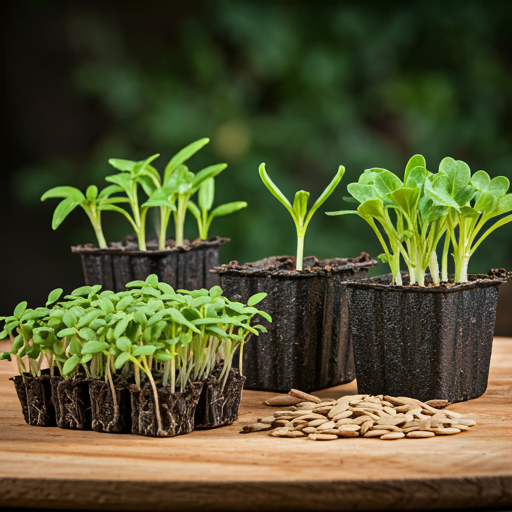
[[345, 270, 512, 403], [129, 382, 203, 437], [71, 237, 229, 292], [89, 380, 131, 434], [50, 376, 91, 429], [195, 366, 246, 429], [10, 370, 55, 427], [212, 253, 378, 392]]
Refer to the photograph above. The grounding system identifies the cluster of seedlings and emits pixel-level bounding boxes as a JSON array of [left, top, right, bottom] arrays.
[[42, 138, 247, 250], [1, 275, 270, 437], [242, 390, 476, 441]]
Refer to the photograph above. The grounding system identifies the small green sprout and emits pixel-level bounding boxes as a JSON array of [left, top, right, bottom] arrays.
[[259, 163, 345, 270], [187, 177, 247, 239]]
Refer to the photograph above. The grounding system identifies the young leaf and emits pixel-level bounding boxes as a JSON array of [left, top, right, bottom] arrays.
[[132, 345, 157, 357], [404, 155, 426, 182], [81, 340, 109, 354], [259, 163, 294, 217], [78, 328, 96, 341], [14, 302, 28, 319], [114, 351, 131, 370], [62, 355, 80, 376], [41, 186, 85, 202], [57, 327, 78, 338], [247, 293, 267, 306], [305, 165, 345, 224], [293, 191, 309, 222], [51, 198, 82, 230], [164, 138, 210, 182], [199, 177, 215, 211], [209, 202, 248, 219], [86, 185, 98, 200], [46, 288, 63, 306], [116, 336, 132, 352]]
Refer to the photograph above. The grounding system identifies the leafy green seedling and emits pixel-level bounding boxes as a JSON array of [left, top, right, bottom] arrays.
[[187, 177, 247, 239], [259, 164, 345, 270], [41, 185, 128, 248]]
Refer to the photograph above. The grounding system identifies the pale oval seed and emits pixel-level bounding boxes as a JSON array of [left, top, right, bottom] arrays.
[[364, 430, 391, 438], [318, 421, 337, 431], [337, 430, 359, 438], [430, 427, 461, 435], [380, 432, 405, 440], [407, 431, 435, 438], [308, 433, 338, 441]]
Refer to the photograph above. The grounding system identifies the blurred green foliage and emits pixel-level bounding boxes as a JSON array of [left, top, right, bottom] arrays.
[[14, 0, 512, 274]]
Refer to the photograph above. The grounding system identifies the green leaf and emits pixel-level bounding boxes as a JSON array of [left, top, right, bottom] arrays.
[[404, 155, 426, 182], [258, 163, 294, 217], [347, 183, 381, 203], [189, 296, 212, 308], [81, 353, 93, 364], [496, 194, 512, 215], [113, 316, 131, 339], [374, 171, 403, 197], [438, 157, 474, 205], [257, 311, 272, 323], [204, 326, 227, 338], [377, 253, 392, 264], [209, 286, 223, 298], [247, 293, 267, 306], [157, 282, 175, 294], [99, 298, 114, 314], [199, 177, 215, 211], [81, 340, 109, 354], [62, 355, 80, 376], [46, 288, 63, 306], [154, 352, 173, 361], [108, 158, 137, 171], [164, 138, 210, 182], [134, 311, 147, 327], [126, 280, 146, 289], [51, 198, 82, 230], [116, 295, 134, 311], [0, 352, 11, 361], [192, 163, 227, 190], [114, 351, 131, 369], [77, 309, 103, 328], [71, 286, 93, 297], [132, 345, 157, 357], [57, 327, 78, 338], [325, 210, 358, 216], [116, 336, 132, 352], [389, 187, 419, 218], [424, 175, 461, 211], [78, 327, 96, 341], [63, 310, 78, 328], [14, 301, 27, 319], [41, 186, 85, 202], [460, 206, 480, 219], [166, 309, 201, 333], [69, 336, 82, 355], [357, 199, 386, 222], [305, 165, 345, 225], [293, 190, 309, 222], [209, 201, 247, 219], [86, 185, 98, 200]]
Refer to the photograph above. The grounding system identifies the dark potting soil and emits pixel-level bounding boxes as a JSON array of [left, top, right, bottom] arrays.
[[345, 270, 512, 403], [214, 252, 375, 277], [129, 382, 203, 437], [89, 379, 131, 433], [213, 253, 378, 392], [195, 365, 246, 429], [51, 376, 91, 430], [11, 370, 55, 427], [71, 236, 229, 292]]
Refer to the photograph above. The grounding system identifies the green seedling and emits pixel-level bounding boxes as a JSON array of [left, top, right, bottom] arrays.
[[41, 185, 128, 248], [259, 164, 345, 270], [187, 177, 247, 239]]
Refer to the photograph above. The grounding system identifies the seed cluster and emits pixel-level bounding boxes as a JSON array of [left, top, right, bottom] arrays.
[[241, 394, 477, 440]]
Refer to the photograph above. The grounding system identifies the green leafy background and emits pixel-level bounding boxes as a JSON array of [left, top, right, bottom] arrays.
[[3, 1, 512, 334]]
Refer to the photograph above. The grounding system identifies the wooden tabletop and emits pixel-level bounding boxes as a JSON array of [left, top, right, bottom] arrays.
[[1, 338, 511, 512]]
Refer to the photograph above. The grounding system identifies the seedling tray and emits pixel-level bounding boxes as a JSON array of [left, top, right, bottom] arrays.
[[0, 337, 511, 511]]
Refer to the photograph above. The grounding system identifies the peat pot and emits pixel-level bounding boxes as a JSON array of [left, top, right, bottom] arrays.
[[50, 376, 91, 430], [10, 369, 55, 427], [72, 236, 229, 292], [212, 253, 378, 392], [195, 366, 246, 429], [129, 382, 203, 437], [345, 270, 512, 403], [89, 380, 131, 434]]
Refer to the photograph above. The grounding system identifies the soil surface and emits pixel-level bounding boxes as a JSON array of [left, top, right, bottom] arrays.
[[71, 236, 229, 254], [212, 252, 377, 277], [345, 268, 512, 292]]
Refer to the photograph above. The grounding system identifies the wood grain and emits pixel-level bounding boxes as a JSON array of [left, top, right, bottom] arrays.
[[1, 338, 511, 511]]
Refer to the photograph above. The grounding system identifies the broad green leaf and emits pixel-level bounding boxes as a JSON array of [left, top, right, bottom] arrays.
[[209, 286, 223, 298], [141, 188, 176, 210], [116, 295, 134, 311], [204, 326, 228, 338], [46, 288, 63, 306], [471, 170, 490, 191], [114, 351, 131, 369], [62, 355, 80, 376], [209, 201, 247, 219], [404, 155, 426, 182], [424, 175, 460, 210], [108, 158, 136, 171], [405, 166, 429, 190], [14, 302, 27, 319], [99, 298, 114, 314], [164, 138, 209, 182], [77, 309, 103, 328], [496, 194, 512, 215], [157, 282, 175, 294], [126, 280, 146, 289], [257, 311, 272, 323], [247, 293, 267, 306], [199, 177, 215, 211], [57, 327, 78, 338], [81, 353, 93, 364], [78, 327, 96, 341], [374, 171, 403, 197], [389, 187, 419, 218], [189, 296, 212, 308], [438, 157, 473, 205], [0, 352, 11, 361], [69, 336, 82, 355], [132, 345, 157, 357], [51, 198, 82, 230], [81, 340, 109, 354], [63, 310, 78, 328], [71, 286, 93, 297], [166, 308, 201, 333], [98, 184, 125, 200], [11, 335, 24, 354], [113, 316, 131, 339], [41, 186, 85, 202], [347, 183, 381, 203], [192, 163, 227, 190], [460, 206, 480, 219], [357, 199, 386, 222], [116, 336, 132, 352]]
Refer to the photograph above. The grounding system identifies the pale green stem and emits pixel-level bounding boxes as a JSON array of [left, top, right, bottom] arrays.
[[141, 357, 164, 436], [428, 250, 440, 286], [296, 236, 305, 271]]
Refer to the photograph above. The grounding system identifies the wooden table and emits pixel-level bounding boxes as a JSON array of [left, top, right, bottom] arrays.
[[1, 338, 511, 512]]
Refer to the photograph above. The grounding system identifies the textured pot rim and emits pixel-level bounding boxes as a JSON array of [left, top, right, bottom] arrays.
[[211, 252, 378, 279], [71, 236, 230, 256], [344, 270, 512, 293]]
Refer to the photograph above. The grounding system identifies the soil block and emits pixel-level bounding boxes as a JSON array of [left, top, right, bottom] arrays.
[[10, 369, 55, 427], [71, 236, 229, 292], [51, 376, 91, 430], [89, 379, 131, 434], [345, 270, 512, 403], [129, 382, 203, 437], [212, 253, 378, 392], [195, 366, 246, 428]]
